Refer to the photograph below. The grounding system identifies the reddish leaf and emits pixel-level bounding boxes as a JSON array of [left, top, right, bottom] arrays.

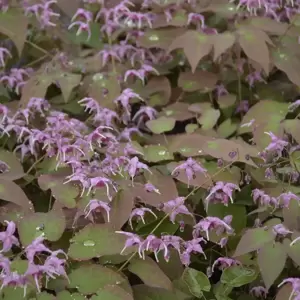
[[238, 26, 273, 74], [178, 70, 218, 92], [0, 8, 28, 54], [129, 257, 173, 290], [168, 30, 213, 72], [0, 179, 33, 211], [108, 190, 135, 230], [137, 28, 186, 50], [212, 32, 236, 61]]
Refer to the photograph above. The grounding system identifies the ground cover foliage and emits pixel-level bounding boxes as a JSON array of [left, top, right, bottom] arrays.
[[2, 0, 300, 299]]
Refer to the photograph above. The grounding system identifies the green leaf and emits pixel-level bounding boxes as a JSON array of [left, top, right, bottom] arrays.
[[257, 242, 287, 289], [197, 108, 220, 130], [128, 257, 173, 290], [233, 228, 275, 257], [181, 268, 211, 298], [57, 291, 85, 300], [36, 292, 56, 300], [0, 179, 33, 211], [221, 266, 258, 287], [18, 207, 66, 246], [143, 145, 174, 163], [133, 285, 181, 300], [68, 224, 130, 260], [38, 174, 79, 209], [217, 119, 238, 138], [146, 117, 176, 134], [0, 150, 25, 180], [90, 286, 134, 300], [0, 8, 28, 54], [68, 264, 126, 294]]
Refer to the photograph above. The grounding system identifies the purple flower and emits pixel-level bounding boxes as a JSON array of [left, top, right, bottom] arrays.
[[68, 21, 91, 40], [129, 208, 157, 229], [116, 231, 143, 254], [0, 221, 19, 253], [272, 224, 293, 237], [236, 100, 249, 114], [250, 286, 268, 298], [211, 257, 241, 273], [193, 216, 233, 240], [138, 235, 168, 262], [124, 64, 159, 84], [181, 238, 207, 266], [84, 199, 111, 222], [187, 13, 205, 29], [206, 181, 240, 209], [0, 47, 12, 67], [125, 156, 151, 183], [160, 197, 192, 223], [278, 192, 300, 208], [246, 71, 266, 87], [144, 183, 160, 194], [263, 132, 289, 157], [172, 158, 207, 187], [252, 189, 278, 208], [288, 99, 300, 112], [278, 278, 300, 300], [25, 236, 53, 263]]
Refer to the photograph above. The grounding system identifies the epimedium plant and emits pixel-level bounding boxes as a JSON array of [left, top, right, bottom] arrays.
[[1, 0, 300, 299]]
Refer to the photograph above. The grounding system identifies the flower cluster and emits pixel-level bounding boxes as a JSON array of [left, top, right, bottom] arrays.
[[0, 222, 67, 295]]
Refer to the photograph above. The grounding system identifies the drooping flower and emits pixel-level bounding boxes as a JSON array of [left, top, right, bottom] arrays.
[[84, 199, 111, 222], [250, 286, 268, 299], [0, 221, 20, 253], [278, 278, 300, 300], [129, 208, 157, 229], [116, 231, 143, 254], [211, 257, 241, 273], [171, 157, 207, 187], [205, 181, 240, 209], [160, 197, 193, 223], [193, 216, 234, 240]]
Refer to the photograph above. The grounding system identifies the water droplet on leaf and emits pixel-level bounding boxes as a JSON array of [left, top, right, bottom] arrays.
[[83, 240, 95, 247]]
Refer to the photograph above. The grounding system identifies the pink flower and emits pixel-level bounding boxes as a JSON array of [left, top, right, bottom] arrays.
[[138, 235, 168, 262], [193, 216, 233, 240], [129, 208, 157, 229], [0, 47, 12, 67], [68, 21, 91, 40], [84, 199, 111, 222], [211, 257, 241, 273], [250, 286, 268, 299], [0, 221, 19, 253], [172, 157, 207, 187], [125, 156, 151, 183], [116, 231, 143, 254], [206, 181, 240, 208], [160, 197, 193, 223]]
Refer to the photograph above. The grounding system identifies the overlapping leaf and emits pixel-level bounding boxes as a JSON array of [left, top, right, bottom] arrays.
[[129, 257, 173, 290], [168, 30, 213, 72]]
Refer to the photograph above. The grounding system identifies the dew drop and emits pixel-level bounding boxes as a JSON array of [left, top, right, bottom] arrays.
[[158, 150, 166, 156], [149, 34, 159, 41], [83, 240, 95, 247]]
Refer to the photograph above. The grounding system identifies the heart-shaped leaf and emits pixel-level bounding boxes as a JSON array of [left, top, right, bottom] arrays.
[[146, 117, 176, 134], [128, 257, 173, 290], [221, 266, 258, 287], [68, 224, 130, 260], [143, 145, 174, 163], [68, 264, 126, 294]]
